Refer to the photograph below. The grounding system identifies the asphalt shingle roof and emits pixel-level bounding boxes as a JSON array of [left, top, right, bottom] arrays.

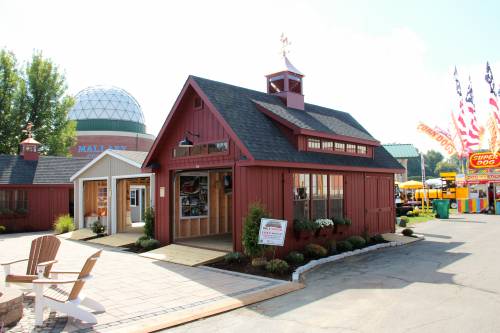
[[383, 144, 420, 159], [192, 76, 403, 170], [0, 155, 92, 185]]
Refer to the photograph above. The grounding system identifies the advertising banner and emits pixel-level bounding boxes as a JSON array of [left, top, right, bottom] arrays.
[[258, 218, 287, 246], [416, 122, 457, 156]]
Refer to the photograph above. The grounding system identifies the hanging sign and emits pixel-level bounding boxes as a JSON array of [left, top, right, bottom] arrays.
[[258, 218, 287, 246], [469, 152, 500, 169]]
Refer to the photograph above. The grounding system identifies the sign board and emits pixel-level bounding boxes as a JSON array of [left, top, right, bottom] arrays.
[[469, 152, 500, 169], [258, 218, 287, 246]]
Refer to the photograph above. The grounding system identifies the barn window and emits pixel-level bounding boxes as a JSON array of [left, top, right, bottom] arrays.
[[335, 142, 345, 152], [329, 175, 344, 219], [293, 173, 310, 221], [357, 145, 367, 155], [0, 190, 28, 215], [322, 140, 333, 151], [307, 138, 321, 149], [346, 144, 357, 154], [191, 144, 208, 156], [97, 186, 107, 217], [173, 147, 189, 158], [208, 141, 228, 154], [311, 174, 328, 220], [194, 96, 204, 109]]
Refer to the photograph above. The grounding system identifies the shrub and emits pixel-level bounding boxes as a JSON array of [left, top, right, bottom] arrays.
[[293, 219, 318, 232], [92, 220, 106, 235], [242, 203, 269, 258], [336, 240, 353, 253], [139, 238, 160, 251], [346, 236, 366, 249], [144, 207, 155, 239], [399, 216, 409, 227], [370, 234, 385, 244], [326, 239, 337, 254], [333, 216, 345, 225], [406, 211, 414, 217], [135, 235, 149, 247], [304, 243, 328, 258], [53, 214, 75, 234], [251, 257, 268, 267], [224, 252, 245, 264], [265, 259, 289, 274], [0, 225, 5, 233], [402, 228, 414, 237], [285, 251, 305, 265]]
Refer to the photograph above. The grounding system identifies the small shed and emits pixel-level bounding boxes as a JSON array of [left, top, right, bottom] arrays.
[[0, 138, 90, 232], [71, 150, 154, 235]]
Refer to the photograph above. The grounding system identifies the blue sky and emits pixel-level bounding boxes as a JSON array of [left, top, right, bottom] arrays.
[[0, 0, 499, 153]]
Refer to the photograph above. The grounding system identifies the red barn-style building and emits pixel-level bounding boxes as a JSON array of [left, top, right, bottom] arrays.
[[0, 137, 90, 232], [143, 57, 404, 254]]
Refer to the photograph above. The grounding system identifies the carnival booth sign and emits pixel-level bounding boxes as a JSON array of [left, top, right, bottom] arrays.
[[469, 152, 500, 169], [258, 218, 287, 246]]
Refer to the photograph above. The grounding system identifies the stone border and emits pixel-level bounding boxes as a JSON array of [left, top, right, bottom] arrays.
[[292, 236, 424, 282]]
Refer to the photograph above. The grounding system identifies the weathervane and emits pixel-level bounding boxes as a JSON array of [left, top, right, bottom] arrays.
[[22, 122, 34, 138], [280, 33, 291, 57]]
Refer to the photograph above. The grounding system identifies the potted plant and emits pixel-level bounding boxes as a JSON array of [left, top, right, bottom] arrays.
[[314, 218, 334, 237], [293, 219, 317, 240]]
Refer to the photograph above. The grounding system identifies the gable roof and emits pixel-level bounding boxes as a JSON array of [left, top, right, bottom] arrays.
[[383, 144, 420, 159], [70, 149, 147, 181], [190, 76, 402, 170], [0, 155, 92, 185]]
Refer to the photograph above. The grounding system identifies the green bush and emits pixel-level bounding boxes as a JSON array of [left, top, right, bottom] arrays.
[[285, 251, 305, 265], [333, 216, 345, 225], [326, 239, 337, 254], [304, 243, 328, 258], [399, 216, 409, 227], [242, 203, 268, 258], [135, 235, 149, 247], [402, 228, 414, 237], [224, 252, 245, 264], [346, 236, 366, 249], [53, 214, 75, 234], [336, 240, 353, 253], [406, 211, 414, 217], [139, 238, 160, 251], [265, 259, 289, 274], [0, 225, 5, 233], [370, 234, 385, 244], [293, 219, 318, 232], [144, 207, 155, 239], [92, 220, 106, 235]]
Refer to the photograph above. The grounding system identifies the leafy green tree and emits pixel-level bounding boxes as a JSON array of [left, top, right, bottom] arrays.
[[424, 150, 444, 178], [434, 154, 460, 175], [0, 49, 76, 155], [0, 50, 22, 154]]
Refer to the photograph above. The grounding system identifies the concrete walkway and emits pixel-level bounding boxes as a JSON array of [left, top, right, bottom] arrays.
[[0, 232, 300, 332], [167, 214, 500, 333]]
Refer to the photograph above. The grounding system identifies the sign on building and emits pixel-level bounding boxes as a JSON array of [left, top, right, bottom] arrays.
[[258, 218, 287, 246]]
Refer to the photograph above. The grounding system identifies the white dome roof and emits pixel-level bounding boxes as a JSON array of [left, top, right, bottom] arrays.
[[69, 86, 145, 124]]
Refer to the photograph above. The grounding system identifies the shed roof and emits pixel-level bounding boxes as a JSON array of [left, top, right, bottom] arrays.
[[0, 155, 91, 185], [191, 76, 402, 170], [383, 144, 420, 159]]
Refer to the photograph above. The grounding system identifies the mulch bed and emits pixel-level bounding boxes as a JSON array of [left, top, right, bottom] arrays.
[[123, 243, 149, 253]]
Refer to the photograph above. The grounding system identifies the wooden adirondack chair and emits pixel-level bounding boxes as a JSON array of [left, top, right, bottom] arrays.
[[33, 250, 104, 326], [1, 235, 61, 287]]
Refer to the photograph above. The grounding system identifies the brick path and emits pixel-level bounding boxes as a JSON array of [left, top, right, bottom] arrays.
[[0, 232, 293, 332]]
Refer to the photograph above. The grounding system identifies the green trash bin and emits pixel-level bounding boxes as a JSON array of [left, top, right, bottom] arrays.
[[433, 199, 450, 219]]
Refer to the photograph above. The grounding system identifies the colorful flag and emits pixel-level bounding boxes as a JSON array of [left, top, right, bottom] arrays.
[[485, 62, 500, 154], [465, 76, 480, 149], [453, 67, 471, 153], [416, 122, 457, 156]]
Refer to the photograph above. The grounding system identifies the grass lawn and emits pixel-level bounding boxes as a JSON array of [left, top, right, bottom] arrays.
[[408, 214, 435, 225]]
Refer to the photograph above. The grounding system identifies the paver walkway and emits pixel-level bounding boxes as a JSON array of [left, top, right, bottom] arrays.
[[0, 232, 299, 332]]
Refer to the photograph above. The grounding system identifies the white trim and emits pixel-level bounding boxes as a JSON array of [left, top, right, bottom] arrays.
[[111, 173, 154, 235], [76, 130, 155, 140], [70, 149, 144, 181], [78, 176, 109, 230]]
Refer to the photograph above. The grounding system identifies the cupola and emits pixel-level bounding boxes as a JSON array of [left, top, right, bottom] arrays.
[[265, 35, 304, 110], [19, 122, 41, 161]]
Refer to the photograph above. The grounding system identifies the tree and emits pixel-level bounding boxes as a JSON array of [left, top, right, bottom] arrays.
[[0, 50, 22, 154], [434, 154, 460, 175], [0, 49, 76, 155], [424, 150, 444, 178]]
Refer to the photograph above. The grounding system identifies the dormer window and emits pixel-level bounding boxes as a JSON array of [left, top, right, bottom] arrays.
[[335, 142, 345, 152], [307, 138, 321, 149], [346, 144, 357, 154], [306, 137, 370, 157]]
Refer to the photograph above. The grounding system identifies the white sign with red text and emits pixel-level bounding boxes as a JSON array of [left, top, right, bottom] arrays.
[[258, 218, 287, 246]]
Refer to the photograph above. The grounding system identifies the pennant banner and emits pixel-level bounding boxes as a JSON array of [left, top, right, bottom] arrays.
[[417, 122, 457, 156]]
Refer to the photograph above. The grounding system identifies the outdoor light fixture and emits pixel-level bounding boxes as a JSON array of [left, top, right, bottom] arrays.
[[178, 131, 200, 148]]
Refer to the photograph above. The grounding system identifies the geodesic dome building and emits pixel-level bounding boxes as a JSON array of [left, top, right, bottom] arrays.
[[68, 86, 154, 158]]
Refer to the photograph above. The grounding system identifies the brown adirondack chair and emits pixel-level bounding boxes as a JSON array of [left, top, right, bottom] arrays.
[[33, 250, 104, 326], [1, 235, 61, 287]]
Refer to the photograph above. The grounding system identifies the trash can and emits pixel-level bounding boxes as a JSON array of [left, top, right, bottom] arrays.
[[433, 199, 450, 219]]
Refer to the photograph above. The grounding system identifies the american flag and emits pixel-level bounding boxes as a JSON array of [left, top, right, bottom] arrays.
[[465, 76, 480, 149], [485, 62, 500, 153], [453, 67, 471, 152]]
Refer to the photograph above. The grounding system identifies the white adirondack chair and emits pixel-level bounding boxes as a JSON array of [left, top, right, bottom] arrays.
[[1, 235, 60, 288], [33, 250, 104, 326]]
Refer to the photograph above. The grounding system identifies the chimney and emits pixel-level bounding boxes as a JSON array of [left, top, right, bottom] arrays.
[[20, 122, 41, 161]]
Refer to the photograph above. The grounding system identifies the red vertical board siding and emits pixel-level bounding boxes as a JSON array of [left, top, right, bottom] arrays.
[[343, 172, 366, 238]]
